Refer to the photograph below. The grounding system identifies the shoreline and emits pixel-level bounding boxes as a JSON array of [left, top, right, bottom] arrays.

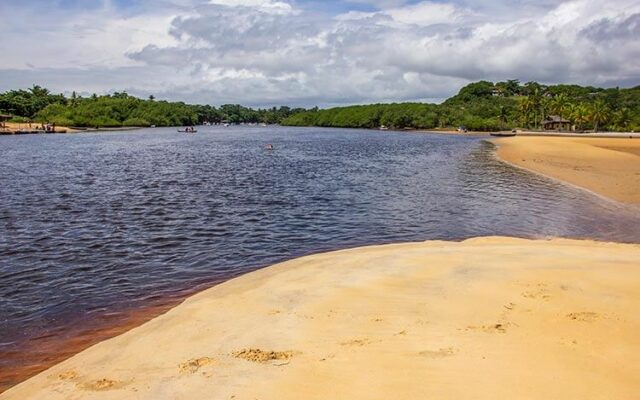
[[491, 136, 640, 205], [0, 277, 232, 394], [2, 237, 639, 399], [0, 122, 146, 135]]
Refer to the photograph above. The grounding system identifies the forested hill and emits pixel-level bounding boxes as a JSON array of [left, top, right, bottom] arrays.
[[1, 81, 639, 131], [281, 81, 640, 132], [0, 88, 306, 127]]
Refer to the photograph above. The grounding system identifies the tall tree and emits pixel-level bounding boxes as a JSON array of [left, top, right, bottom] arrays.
[[550, 93, 569, 117], [570, 104, 589, 131], [589, 100, 610, 132]]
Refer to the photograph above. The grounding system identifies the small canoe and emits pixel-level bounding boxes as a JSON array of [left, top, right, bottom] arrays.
[[490, 132, 517, 137], [178, 129, 198, 133]]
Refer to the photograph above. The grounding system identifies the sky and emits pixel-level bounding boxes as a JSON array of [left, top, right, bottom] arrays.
[[0, 0, 638, 107]]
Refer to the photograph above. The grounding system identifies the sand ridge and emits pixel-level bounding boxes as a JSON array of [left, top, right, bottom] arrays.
[[2, 237, 639, 399], [492, 136, 640, 204]]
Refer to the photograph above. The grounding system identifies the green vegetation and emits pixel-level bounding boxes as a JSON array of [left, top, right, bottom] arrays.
[[283, 80, 640, 132], [280, 103, 439, 130], [0, 86, 66, 118], [0, 87, 306, 128], [2, 81, 639, 131]]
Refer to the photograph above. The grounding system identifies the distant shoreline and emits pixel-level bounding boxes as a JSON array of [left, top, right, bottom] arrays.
[[0, 122, 147, 135]]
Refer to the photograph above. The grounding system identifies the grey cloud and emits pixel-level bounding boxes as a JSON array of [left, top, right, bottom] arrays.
[[168, 4, 320, 53], [581, 13, 640, 41]]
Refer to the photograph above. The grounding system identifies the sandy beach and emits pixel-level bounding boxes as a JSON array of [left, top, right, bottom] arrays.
[[492, 136, 640, 205], [2, 237, 639, 399], [0, 122, 78, 133], [0, 122, 148, 134]]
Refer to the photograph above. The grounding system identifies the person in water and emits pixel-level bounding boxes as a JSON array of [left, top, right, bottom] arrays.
[[265, 144, 274, 150]]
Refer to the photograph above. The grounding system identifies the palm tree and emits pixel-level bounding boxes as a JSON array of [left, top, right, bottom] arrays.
[[589, 100, 610, 132], [498, 106, 508, 129], [550, 93, 569, 118], [613, 108, 631, 131], [529, 89, 544, 129], [518, 96, 534, 128], [570, 104, 589, 132]]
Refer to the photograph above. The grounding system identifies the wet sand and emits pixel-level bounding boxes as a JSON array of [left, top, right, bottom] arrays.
[[0, 298, 184, 393], [2, 237, 639, 399], [492, 136, 640, 204]]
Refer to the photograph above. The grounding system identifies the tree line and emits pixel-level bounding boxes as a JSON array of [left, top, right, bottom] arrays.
[[282, 80, 640, 132], [2, 81, 638, 131], [0, 87, 306, 127]]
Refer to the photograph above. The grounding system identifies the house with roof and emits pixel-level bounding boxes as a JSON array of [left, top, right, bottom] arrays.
[[542, 115, 571, 131]]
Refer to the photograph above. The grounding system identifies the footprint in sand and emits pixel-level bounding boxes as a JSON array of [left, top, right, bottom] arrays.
[[57, 370, 79, 381], [179, 357, 215, 374], [466, 323, 508, 333], [56, 370, 127, 392], [79, 378, 128, 391], [232, 349, 295, 364], [340, 338, 372, 347], [499, 303, 517, 319], [419, 347, 457, 358], [566, 312, 600, 322], [521, 289, 551, 300]]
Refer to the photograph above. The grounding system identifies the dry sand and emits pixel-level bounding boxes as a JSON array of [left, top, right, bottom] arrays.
[[492, 136, 640, 204], [0, 122, 78, 133], [2, 237, 639, 400]]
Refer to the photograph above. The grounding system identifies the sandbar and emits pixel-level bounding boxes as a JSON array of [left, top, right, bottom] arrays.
[[492, 136, 640, 204], [2, 237, 639, 399]]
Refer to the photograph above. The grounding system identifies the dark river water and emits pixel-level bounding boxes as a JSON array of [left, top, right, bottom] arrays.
[[1, 126, 639, 389]]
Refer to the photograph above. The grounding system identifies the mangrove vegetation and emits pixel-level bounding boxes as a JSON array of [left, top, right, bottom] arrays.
[[282, 81, 640, 132], [1, 81, 639, 131]]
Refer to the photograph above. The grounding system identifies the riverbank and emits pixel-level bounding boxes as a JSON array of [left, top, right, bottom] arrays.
[[2, 237, 639, 399], [0, 122, 79, 134], [491, 136, 640, 205], [512, 130, 640, 138], [0, 122, 146, 135]]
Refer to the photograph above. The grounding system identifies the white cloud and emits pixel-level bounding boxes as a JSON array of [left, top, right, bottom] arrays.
[[0, 0, 638, 107], [366, 1, 469, 26]]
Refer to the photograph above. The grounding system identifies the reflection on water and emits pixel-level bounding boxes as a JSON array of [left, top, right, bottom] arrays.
[[0, 126, 638, 390]]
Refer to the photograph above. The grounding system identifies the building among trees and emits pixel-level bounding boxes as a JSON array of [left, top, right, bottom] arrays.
[[542, 115, 571, 131]]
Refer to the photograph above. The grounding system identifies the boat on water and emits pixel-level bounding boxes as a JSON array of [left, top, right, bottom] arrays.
[[178, 127, 197, 133], [490, 132, 517, 137]]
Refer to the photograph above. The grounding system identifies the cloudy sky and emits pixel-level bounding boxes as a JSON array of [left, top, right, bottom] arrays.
[[0, 0, 638, 107]]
